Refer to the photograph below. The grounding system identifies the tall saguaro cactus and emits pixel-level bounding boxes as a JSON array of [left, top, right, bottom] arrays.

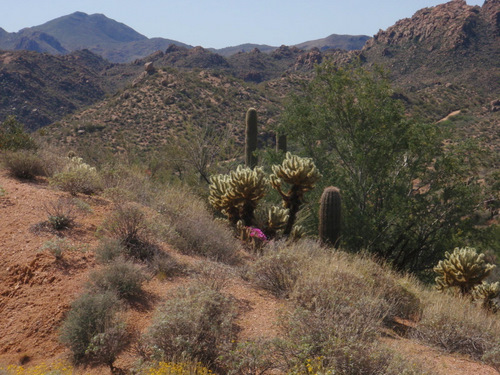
[[276, 133, 287, 153], [245, 108, 258, 169], [319, 186, 341, 248]]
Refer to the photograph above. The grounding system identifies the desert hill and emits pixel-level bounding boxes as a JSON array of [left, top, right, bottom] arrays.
[[0, 162, 498, 374]]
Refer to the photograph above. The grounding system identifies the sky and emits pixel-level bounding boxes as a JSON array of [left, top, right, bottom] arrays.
[[0, 0, 485, 49]]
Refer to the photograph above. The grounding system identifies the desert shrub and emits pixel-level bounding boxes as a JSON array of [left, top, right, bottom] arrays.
[[275, 307, 428, 375], [87, 258, 147, 300], [155, 187, 240, 264], [483, 345, 500, 371], [39, 237, 76, 259], [94, 237, 126, 263], [50, 156, 102, 195], [148, 251, 187, 279], [410, 290, 500, 360], [223, 339, 278, 375], [59, 291, 127, 364], [247, 241, 307, 298], [2, 150, 46, 179], [104, 203, 158, 261], [144, 283, 237, 369], [193, 260, 234, 291], [44, 198, 75, 230]]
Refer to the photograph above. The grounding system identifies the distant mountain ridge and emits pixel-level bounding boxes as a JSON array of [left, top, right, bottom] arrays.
[[0, 12, 369, 62]]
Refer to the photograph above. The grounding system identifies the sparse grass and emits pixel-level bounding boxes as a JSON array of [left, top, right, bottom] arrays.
[[0, 362, 73, 374], [39, 237, 78, 259], [155, 187, 240, 264], [410, 289, 500, 361]]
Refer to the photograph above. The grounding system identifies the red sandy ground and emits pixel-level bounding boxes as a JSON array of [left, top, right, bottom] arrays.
[[0, 169, 498, 374]]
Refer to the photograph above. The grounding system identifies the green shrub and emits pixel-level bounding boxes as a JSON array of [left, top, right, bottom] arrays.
[[0, 116, 37, 151], [2, 150, 46, 179], [50, 156, 102, 195], [39, 237, 77, 259], [87, 259, 147, 300], [144, 283, 236, 368], [59, 291, 127, 364], [94, 237, 126, 264]]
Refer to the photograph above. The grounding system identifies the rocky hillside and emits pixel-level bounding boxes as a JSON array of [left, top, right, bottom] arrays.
[[359, 0, 499, 120], [44, 62, 293, 156], [0, 49, 111, 130]]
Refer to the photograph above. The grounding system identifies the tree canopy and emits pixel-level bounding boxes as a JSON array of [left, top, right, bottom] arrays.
[[281, 62, 484, 272]]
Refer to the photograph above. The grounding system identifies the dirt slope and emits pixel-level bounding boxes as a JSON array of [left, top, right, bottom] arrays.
[[0, 169, 498, 374]]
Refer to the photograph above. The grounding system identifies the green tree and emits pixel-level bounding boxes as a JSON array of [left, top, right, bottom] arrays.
[[281, 62, 484, 272], [0, 116, 37, 151]]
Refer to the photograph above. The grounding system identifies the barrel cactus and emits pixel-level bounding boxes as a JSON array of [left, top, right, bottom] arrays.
[[434, 247, 496, 295], [245, 108, 258, 169], [270, 152, 321, 236], [319, 186, 341, 248]]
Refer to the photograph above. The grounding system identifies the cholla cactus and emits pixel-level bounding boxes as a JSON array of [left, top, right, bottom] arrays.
[[473, 281, 500, 312], [254, 206, 289, 238], [434, 247, 496, 295], [209, 166, 268, 226], [290, 225, 306, 241], [270, 152, 321, 235]]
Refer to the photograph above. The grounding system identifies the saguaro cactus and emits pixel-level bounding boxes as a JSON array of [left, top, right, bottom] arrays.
[[276, 133, 287, 153], [245, 108, 258, 169], [319, 186, 341, 248]]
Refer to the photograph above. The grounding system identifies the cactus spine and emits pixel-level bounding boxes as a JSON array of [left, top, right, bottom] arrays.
[[245, 108, 258, 169], [319, 186, 341, 248]]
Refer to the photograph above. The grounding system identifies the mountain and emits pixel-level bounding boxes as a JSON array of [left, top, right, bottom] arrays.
[[210, 43, 277, 56], [0, 12, 191, 63], [0, 12, 369, 62], [295, 34, 370, 51]]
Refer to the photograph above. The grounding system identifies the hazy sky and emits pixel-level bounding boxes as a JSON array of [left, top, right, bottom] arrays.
[[1, 0, 485, 48]]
